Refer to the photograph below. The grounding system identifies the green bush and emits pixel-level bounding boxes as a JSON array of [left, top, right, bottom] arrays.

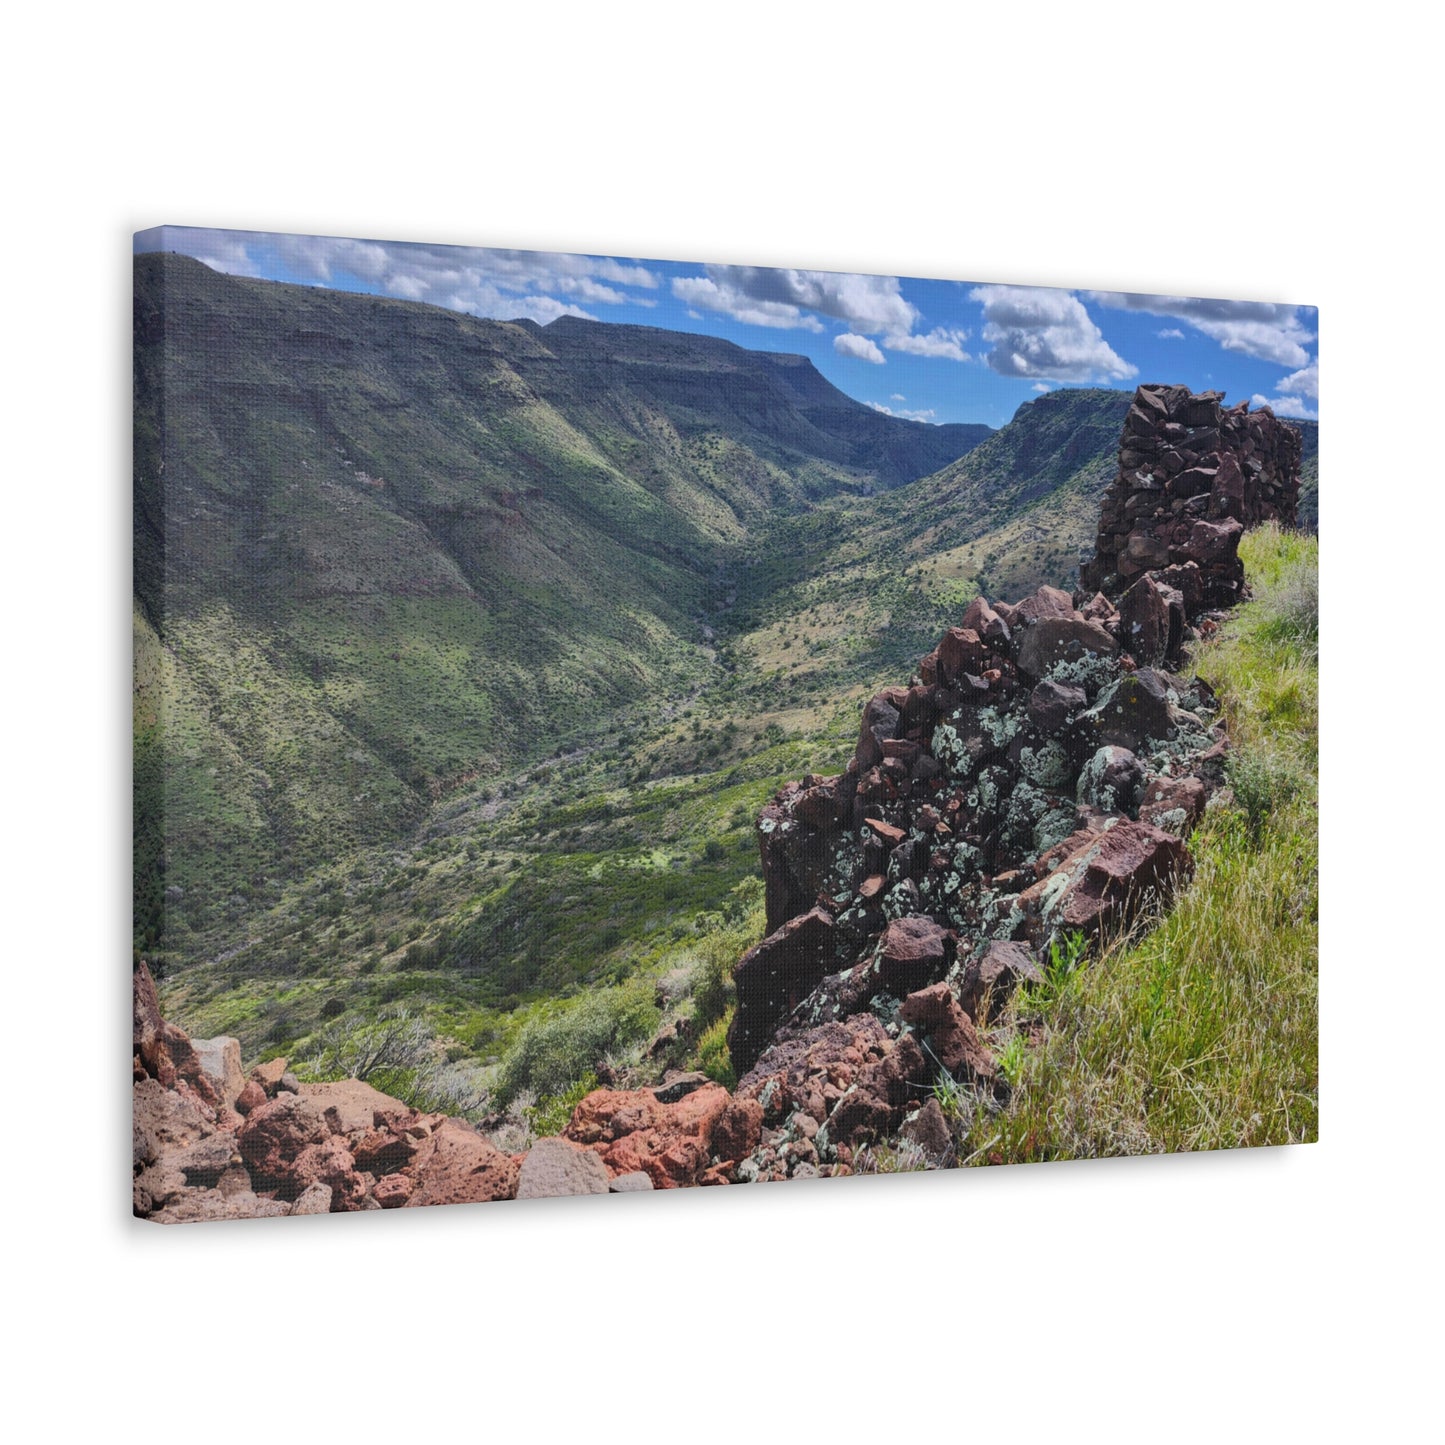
[[695, 1009, 737, 1090], [1226, 747, 1306, 839], [493, 977, 660, 1108], [525, 1072, 599, 1138]]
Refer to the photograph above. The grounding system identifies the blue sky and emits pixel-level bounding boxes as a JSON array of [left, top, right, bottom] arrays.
[[136, 226, 1318, 429]]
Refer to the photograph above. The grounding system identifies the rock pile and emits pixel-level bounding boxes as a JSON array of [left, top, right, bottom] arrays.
[[1080, 383, 1301, 618]]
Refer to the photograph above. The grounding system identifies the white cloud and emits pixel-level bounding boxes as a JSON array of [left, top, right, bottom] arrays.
[[141, 227, 656, 325], [890, 393, 906, 402], [670, 263, 970, 360], [671, 274, 825, 330], [835, 333, 886, 364], [868, 401, 937, 423], [1090, 292, 1315, 367], [1032, 382, 1053, 393], [1275, 360, 1319, 399], [1250, 392, 1318, 421], [883, 326, 970, 361], [970, 285, 1136, 382], [1158, 328, 1185, 340]]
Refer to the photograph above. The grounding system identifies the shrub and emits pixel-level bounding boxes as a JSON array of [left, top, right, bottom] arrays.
[[493, 978, 659, 1108], [1226, 747, 1306, 839], [695, 1009, 736, 1090], [525, 1072, 598, 1138]]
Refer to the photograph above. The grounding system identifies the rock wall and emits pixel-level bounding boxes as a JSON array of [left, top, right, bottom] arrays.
[[1080, 384, 1301, 611]]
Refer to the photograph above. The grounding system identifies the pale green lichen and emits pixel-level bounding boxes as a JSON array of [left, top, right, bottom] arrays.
[[1019, 740, 1072, 789]]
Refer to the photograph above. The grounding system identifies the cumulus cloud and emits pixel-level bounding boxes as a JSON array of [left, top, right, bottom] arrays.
[[884, 326, 970, 361], [138, 226, 659, 324], [1275, 360, 1319, 399], [890, 393, 906, 402], [1089, 292, 1315, 368], [970, 285, 1136, 382], [672, 273, 825, 330], [868, 401, 937, 423], [1250, 392, 1318, 421], [1032, 382, 1053, 393], [670, 263, 970, 359], [1158, 327, 1185, 340], [835, 333, 886, 364]]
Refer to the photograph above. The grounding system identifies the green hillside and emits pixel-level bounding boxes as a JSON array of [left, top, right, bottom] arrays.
[[134, 253, 989, 943]]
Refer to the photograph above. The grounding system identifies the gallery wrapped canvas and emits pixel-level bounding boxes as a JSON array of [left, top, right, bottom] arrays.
[[132, 228, 1318, 1220]]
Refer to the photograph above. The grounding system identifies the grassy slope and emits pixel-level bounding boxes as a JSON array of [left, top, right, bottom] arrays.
[[134, 254, 991, 945], [961, 525, 1319, 1159]]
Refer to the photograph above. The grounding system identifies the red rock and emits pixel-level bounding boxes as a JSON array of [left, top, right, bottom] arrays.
[[289, 1136, 368, 1210], [727, 907, 837, 1073], [237, 1093, 330, 1190], [899, 984, 996, 1086], [878, 915, 950, 994], [1018, 819, 1191, 945], [249, 1058, 289, 1094], [901, 1097, 954, 1159], [372, 1173, 414, 1208], [1016, 617, 1119, 679], [960, 595, 1011, 647], [564, 1084, 732, 1189], [297, 1079, 412, 1136], [404, 1118, 519, 1207], [1012, 585, 1077, 626], [957, 941, 1044, 1023], [1139, 775, 1207, 835], [864, 816, 905, 845], [711, 1096, 764, 1163], [937, 627, 991, 685], [235, 1080, 267, 1116]]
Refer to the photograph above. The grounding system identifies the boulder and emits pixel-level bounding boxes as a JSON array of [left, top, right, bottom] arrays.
[[563, 1084, 732, 1189], [957, 941, 1045, 1023], [711, 1096, 764, 1163], [1078, 745, 1146, 814], [237, 1094, 330, 1191], [188, 1037, 246, 1111], [1016, 618, 1118, 680], [727, 907, 837, 1073], [1081, 670, 1175, 751], [1139, 775, 1207, 836], [405, 1118, 519, 1207], [878, 915, 951, 995], [960, 595, 1011, 648], [900, 1097, 954, 1160], [1018, 819, 1191, 945], [516, 1138, 612, 1199], [297, 1079, 412, 1137], [1028, 679, 1087, 735], [898, 984, 996, 1087], [608, 1172, 655, 1193], [1012, 585, 1077, 627]]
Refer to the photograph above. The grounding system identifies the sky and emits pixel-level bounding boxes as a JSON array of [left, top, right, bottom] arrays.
[[135, 226, 1318, 430]]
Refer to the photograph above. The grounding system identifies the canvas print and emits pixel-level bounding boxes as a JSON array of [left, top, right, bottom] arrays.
[[132, 228, 1319, 1220]]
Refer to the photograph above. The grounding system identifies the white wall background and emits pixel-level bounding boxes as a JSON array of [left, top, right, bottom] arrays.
[[5, 4, 1434, 1438]]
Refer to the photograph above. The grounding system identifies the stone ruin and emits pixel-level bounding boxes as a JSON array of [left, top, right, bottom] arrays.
[[1080, 384, 1301, 666]]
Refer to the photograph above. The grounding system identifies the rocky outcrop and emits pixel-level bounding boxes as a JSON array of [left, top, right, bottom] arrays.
[[1080, 384, 1301, 616], [133, 958, 524, 1222]]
